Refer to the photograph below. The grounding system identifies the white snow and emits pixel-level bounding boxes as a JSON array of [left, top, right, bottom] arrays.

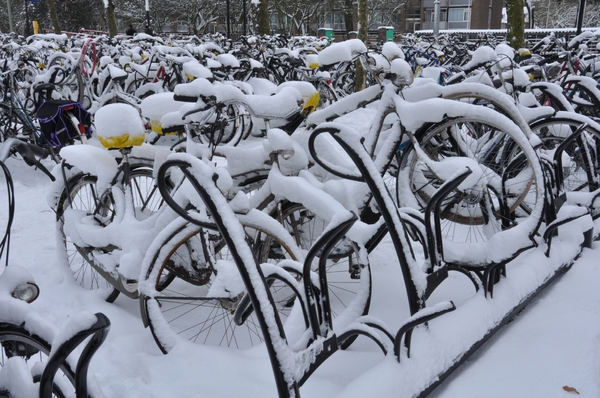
[[1, 143, 598, 398], [0, 61, 597, 398], [94, 103, 145, 140], [318, 39, 366, 67]]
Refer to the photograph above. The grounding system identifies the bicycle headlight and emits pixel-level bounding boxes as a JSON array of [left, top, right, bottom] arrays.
[[12, 282, 40, 303], [278, 149, 295, 160]]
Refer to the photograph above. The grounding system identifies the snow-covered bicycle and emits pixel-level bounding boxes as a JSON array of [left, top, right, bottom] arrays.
[[49, 101, 309, 350], [0, 158, 109, 398]]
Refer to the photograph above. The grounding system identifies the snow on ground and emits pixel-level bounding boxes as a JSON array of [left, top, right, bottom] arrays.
[[0, 134, 598, 397]]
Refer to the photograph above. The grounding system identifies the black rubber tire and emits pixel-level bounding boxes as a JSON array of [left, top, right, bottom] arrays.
[[0, 322, 76, 397]]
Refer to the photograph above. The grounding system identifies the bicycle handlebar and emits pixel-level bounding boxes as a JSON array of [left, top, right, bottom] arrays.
[[536, 52, 561, 66], [0, 139, 55, 181], [157, 158, 220, 230]]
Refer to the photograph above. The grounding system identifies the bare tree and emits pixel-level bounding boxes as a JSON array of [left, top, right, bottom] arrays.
[[54, 0, 104, 32], [533, 0, 580, 28], [272, 0, 321, 35], [167, 0, 221, 35]]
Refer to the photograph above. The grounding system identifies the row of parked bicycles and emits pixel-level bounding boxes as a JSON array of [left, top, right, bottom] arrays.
[[1, 28, 600, 397]]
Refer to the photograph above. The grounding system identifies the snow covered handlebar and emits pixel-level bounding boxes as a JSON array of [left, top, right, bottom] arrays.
[[0, 138, 55, 181]]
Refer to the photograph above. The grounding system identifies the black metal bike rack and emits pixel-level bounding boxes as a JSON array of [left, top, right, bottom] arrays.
[[156, 155, 393, 398], [153, 121, 596, 398], [307, 123, 592, 397], [39, 312, 110, 398]]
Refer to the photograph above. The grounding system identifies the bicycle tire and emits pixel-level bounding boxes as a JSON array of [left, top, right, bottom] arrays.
[[127, 162, 168, 216], [50, 67, 85, 106], [269, 202, 372, 348], [530, 116, 600, 192], [0, 321, 75, 397], [55, 173, 119, 302], [46, 52, 85, 106], [333, 68, 378, 98], [197, 103, 249, 147], [397, 114, 543, 249], [142, 217, 303, 353], [316, 80, 338, 109], [55, 162, 165, 302], [563, 78, 600, 119]]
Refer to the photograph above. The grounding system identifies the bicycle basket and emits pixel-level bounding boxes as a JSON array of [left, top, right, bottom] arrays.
[[35, 100, 92, 148]]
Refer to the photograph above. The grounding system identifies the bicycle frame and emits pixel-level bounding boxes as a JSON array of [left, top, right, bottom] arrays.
[[0, 69, 40, 139]]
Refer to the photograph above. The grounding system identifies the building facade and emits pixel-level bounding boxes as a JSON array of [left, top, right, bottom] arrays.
[[421, 0, 503, 31]]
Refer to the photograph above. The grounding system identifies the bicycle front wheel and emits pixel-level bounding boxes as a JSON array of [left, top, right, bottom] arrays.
[[397, 115, 543, 251], [0, 322, 75, 397], [142, 218, 301, 353], [55, 173, 119, 302]]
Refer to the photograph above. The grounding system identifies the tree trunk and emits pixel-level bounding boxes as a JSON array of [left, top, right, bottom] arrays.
[[256, 0, 270, 34], [47, 0, 61, 34], [344, 0, 354, 36], [355, 0, 367, 92], [506, 0, 525, 49], [105, 0, 118, 37]]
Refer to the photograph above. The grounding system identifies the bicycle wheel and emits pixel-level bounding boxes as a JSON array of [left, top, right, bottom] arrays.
[[142, 218, 302, 353], [397, 115, 542, 247], [530, 116, 600, 193], [316, 80, 338, 109], [128, 162, 168, 216], [56, 161, 165, 302], [271, 202, 371, 324], [198, 103, 249, 147], [55, 173, 119, 302], [49, 67, 85, 106], [0, 322, 75, 397], [563, 79, 600, 119], [333, 69, 378, 98], [333, 70, 357, 98]]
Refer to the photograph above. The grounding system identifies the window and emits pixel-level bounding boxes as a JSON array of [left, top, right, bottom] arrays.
[[426, 9, 448, 22], [448, 8, 470, 22], [177, 21, 188, 33]]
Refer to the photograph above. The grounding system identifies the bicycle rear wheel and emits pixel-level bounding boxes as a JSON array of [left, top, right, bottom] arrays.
[[270, 202, 371, 334]]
